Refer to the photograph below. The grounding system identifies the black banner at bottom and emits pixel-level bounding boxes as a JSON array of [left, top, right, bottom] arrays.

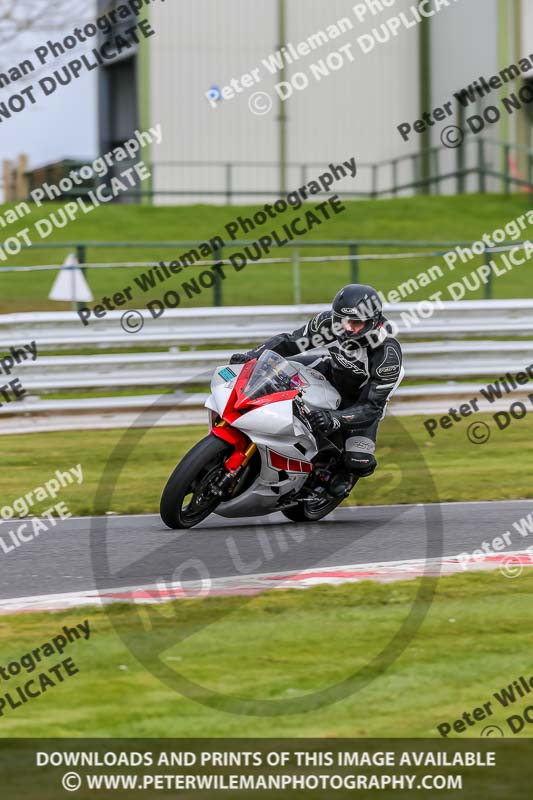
[[0, 739, 531, 798]]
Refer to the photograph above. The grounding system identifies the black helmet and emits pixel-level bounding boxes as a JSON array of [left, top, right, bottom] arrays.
[[331, 284, 383, 342]]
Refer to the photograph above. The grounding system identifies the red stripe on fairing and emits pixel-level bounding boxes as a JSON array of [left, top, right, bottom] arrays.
[[269, 451, 289, 470], [236, 389, 299, 410], [268, 450, 312, 473], [219, 358, 257, 422], [221, 357, 299, 414]]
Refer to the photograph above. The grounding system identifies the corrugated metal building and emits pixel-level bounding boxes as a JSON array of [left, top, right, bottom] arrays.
[[98, 0, 531, 203]]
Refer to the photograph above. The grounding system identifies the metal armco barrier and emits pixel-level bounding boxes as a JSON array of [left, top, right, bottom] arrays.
[[1, 300, 533, 430]]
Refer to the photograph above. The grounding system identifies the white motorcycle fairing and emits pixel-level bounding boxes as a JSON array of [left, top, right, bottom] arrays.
[[205, 356, 341, 518]]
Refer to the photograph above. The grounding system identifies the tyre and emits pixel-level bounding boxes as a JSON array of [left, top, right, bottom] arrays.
[[160, 435, 231, 529], [281, 472, 358, 523], [281, 493, 344, 523]]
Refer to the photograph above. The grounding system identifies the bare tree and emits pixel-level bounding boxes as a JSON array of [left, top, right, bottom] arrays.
[[0, 1, 94, 48]]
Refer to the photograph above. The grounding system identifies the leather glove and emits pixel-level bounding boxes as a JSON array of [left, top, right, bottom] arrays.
[[306, 408, 341, 435], [229, 353, 254, 365]]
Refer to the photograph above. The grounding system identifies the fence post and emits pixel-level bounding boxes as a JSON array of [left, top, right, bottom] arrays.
[[225, 163, 232, 205], [484, 248, 492, 300], [75, 244, 87, 313], [213, 246, 223, 306], [148, 161, 154, 206], [349, 244, 359, 283], [76, 243, 86, 262], [392, 160, 398, 197], [292, 249, 301, 304], [504, 144, 511, 194], [478, 140, 486, 193], [411, 155, 419, 194], [432, 149, 440, 195], [456, 104, 465, 194], [371, 164, 378, 198]]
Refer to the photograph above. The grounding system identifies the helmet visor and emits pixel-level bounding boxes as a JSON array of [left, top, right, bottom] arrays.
[[332, 312, 375, 338]]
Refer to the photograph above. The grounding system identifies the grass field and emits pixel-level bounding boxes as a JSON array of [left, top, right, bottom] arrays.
[[1, 412, 532, 517], [1, 569, 532, 738], [2, 194, 533, 313]]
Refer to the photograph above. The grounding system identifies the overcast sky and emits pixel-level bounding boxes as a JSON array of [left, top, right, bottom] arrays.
[[0, 24, 98, 173]]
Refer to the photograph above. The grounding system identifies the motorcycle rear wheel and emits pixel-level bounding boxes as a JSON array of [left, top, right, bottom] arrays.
[[281, 492, 344, 523], [160, 435, 231, 529]]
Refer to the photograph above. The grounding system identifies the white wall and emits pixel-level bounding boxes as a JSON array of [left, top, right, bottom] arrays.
[[150, 0, 421, 203], [429, 0, 513, 195], [150, 0, 278, 203], [522, 0, 533, 65], [430, 0, 499, 108]]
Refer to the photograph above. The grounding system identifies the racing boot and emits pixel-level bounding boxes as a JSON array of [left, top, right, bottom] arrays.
[[327, 470, 359, 498]]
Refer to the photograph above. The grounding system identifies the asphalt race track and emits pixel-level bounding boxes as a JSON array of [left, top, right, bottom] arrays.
[[1, 500, 532, 602]]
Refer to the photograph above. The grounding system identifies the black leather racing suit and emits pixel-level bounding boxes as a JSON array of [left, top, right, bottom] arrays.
[[248, 310, 404, 475]]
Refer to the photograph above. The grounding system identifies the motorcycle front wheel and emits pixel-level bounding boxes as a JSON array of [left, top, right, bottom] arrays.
[[160, 435, 231, 529]]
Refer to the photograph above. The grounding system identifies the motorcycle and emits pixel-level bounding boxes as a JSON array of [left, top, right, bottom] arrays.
[[160, 349, 355, 529]]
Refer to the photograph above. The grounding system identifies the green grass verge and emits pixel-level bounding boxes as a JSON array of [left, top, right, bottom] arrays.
[[2, 194, 533, 313], [1, 569, 532, 737], [0, 412, 532, 517], [45, 387, 174, 400]]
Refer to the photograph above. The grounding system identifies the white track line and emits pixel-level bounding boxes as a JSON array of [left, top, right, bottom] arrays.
[[60, 499, 533, 523], [1, 550, 532, 614]]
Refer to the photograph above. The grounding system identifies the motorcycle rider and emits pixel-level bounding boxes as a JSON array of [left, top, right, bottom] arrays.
[[230, 284, 404, 497]]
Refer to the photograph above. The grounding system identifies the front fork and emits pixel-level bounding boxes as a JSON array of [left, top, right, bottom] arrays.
[[211, 421, 257, 495]]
